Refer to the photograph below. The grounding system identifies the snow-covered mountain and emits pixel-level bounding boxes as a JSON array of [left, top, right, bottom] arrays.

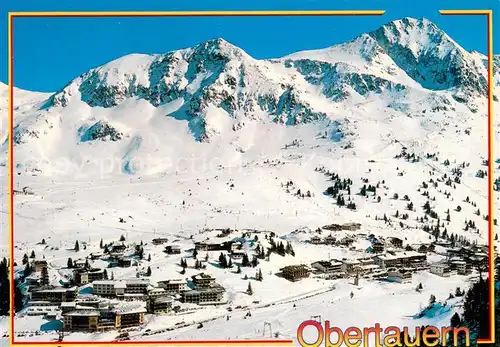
[[5, 18, 499, 158], [2, 18, 500, 342]]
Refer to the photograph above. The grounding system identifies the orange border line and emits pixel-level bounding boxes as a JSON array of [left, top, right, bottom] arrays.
[[440, 9, 495, 345], [7, 8, 495, 347], [6, 10, 385, 347]]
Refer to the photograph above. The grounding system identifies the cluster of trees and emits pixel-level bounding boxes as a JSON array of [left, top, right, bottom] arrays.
[[464, 219, 477, 231], [323, 171, 352, 198], [1, 258, 24, 315], [254, 244, 266, 260], [476, 170, 487, 179], [268, 238, 295, 257], [395, 149, 421, 163], [360, 184, 376, 196], [447, 275, 498, 346], [194, 259, 206, 270], [134, 244, 144, 260], [423, 200, 439, 219], [255, 269, 263, 281], [346, 201, 356, 210], [218, 253, 233, 269]]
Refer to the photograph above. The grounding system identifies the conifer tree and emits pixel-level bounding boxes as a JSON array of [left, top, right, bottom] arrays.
[[242, 253, 251, 267]]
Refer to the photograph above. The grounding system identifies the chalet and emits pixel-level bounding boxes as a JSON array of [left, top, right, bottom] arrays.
[[357, 257, 380, 276], [280, 265, 310, 282], [93, 281, 117, 297], [152, 238, 169, 245], [430, 263, 451, 278], [34, 260, 48, 272], [230, 250, 246, 259], [339, 236, 355, 247], [157, 279, 188, 294], [371, 242, 385, 254], [89, 253, 104, 260], [341, 259, 361, 275], [343, 222, 362, 231], [192, 273, 216, 288], [435, 241, 452, 248], [310, 236, 322, 244], [386, 269, 412, 284], [73, 259, 89, 269], [26, 304, 59, 317], [389, 237, 403, 248], [148, 296, 173, 314], [231, 242, 243, 251], [194, 240, 233, 252], [61, 302, 78, 314], [111, 243, 127, 253], [165, 245, 181, 254], [324, 235, 336, 245], [60, 298, 101, 314], [375, 251, 427, 269], [181, 287, 225, 305], [93, 279, 149, 297], [30, 286, 78, 303], [311, 260, 343, 274], [117, 258, 132, 267], [147, 287, 168, 299], [123, 279, 150, 295], [449, 260, 472, 275], [63, 304, 146, 332], [73, 268, 106, 285], [322, 224, 343, 231]]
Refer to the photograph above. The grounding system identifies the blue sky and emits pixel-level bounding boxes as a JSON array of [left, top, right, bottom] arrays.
[[1, 0, 499, 92]]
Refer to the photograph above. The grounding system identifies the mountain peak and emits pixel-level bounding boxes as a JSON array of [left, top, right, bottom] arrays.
[[371, 17, 453, 57], [191, 37, 249, 60], [369, 17, 486, 94]]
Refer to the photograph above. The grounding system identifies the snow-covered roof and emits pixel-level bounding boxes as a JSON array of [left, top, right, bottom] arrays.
[[125, 278, 150, 285], [65, 310, 100, 316], [158, 278, 185, 284], [430, 262, 449, 268], [153, 296, 174, 304], [360, 264, 380, 270], [114, 281, 127, 289], [33, 286, 77, 293], [376, 251, 424, 261], [93, 280, 115, 286], [112, 302, 147, 314], [342, 259, 360, 265]]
